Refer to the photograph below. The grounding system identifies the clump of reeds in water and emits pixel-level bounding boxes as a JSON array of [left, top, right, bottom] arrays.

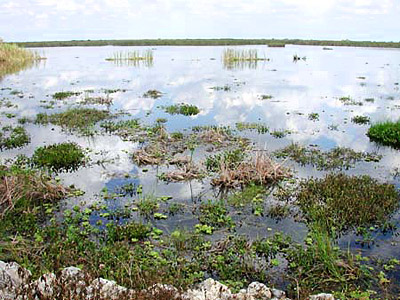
[[105, 49, 154, 67], [222, 48, 268, 69], [0, 40, 43, 79]]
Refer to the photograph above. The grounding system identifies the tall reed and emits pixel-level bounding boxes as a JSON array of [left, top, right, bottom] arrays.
[[222, 48, 268, 69], [0, 41, 43, 79], [105, 49, 154, 67]]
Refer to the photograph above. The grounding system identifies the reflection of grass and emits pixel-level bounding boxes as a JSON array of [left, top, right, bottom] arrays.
[[0, 42, 43, 79], [222, 48, 268, 69]]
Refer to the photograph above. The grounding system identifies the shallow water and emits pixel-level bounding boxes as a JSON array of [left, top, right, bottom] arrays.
[[1, 44, 400, 258]]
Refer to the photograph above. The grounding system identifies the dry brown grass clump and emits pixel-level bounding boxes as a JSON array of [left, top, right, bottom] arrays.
[[198, 128, 232, 144], [211, 152, 290, 188], [0, 167, 68, 216], [162, 162, 204, 182]]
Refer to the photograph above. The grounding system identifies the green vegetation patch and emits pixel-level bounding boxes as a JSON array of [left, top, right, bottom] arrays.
[[236, 122, 269, 134], [32, 142, 86, 172], [0, 126, 30, 150], [143, 89, 162, 99], [275, 143, 381, 170], [351, 115, 370, 125], [367, 120, 400, 148], [35, 108, 113, 135], [297, 173, 399, 233], [52, 91, 81, 100], [164, 103, 200, 116], [339, 96, 363, 106]]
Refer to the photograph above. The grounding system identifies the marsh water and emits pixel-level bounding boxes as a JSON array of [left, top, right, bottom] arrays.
[[1, 45, 400, 261]]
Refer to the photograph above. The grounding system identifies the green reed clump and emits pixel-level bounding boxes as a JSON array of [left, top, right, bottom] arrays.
[[164, 103, 200, 116], [0, 126, 30, 151], [297, 173, 399, 234], [35, 108, 113, 135], [367, 120, 400, 148], [106, 49, 153, 62], [222, 48, 268, 69], [32, 142, 86, 173], [0, 41, 43, 78]]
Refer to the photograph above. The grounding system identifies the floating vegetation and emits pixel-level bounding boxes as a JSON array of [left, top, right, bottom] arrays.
[[260, 94, 273, 100], [105, 49, 153, 67], [275, 143, 381, 170], [339, 96, 363, 106], [297, 173, 399, 233], [367, 120, 400, 148], [351, 115, 370, 125], [322, 47, 333, 50], [32, 142, 86, 173], [0, 126, 30, 151], [364, 97, 375, 103], [101, 119, 141, 141], [222, 48, 268, 69], [308, 113, 319, 121], [52, 91, 81, 100], [236, 122, 269, 134], [0, 42, 43, 79], [82, 95, 113, 106], [211, 152, 290, 188], [164, 103, 200, 116], [143, 89, 162, 99], [210, 85, 231, 91], [35, 108, 113, 136], [270, 129, 291, 138]]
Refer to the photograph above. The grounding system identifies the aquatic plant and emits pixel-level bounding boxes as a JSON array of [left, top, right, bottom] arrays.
[[0, 42, 43, 79], [308, 113, 319, 121], [35, 108, 113, 136], [222, 48, 268, 69], [297, 173, 399, 233], [275, 143, 381, 170], [106, 49, 153, 61], [143, 89, 162, 99], [0, 126, 30, 151], [236, 122, 269, 134], [367, 120, 400, 148], [211, 152, 290, 188], [32, 142, 86, 173], [52, 91, 81, 100], [339, 96, 363, 106], [351, 115, 370, 125], [164, 103, 200, 116]]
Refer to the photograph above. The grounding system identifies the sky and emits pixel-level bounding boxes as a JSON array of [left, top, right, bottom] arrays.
[[1, 0, 400, 42]]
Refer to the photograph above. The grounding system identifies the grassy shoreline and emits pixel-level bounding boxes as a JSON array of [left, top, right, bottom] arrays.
[[13, 38, 400, 48]]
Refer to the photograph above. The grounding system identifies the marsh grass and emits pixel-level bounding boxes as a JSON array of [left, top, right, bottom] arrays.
[[297, 173, 399, 234], [222, 48, 268, 69], [275, 143, 381, 170], [105, 49, 153, 67], [164, 104, 200, 116], [367, 120, 400, 148], [0, 42, 43, 78], [0, 165, 68, 216], [211, 152, 290, 188], [35, 108, 113, 136], [0, 126, 30, 151], [32, 142, 86, 173]]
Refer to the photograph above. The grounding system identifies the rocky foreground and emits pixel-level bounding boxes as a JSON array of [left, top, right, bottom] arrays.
[[0, 261, 334, 299]]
